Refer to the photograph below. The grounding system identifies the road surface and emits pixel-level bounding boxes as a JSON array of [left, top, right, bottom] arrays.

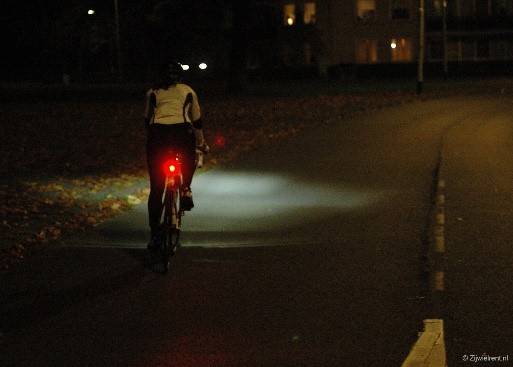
[[1, 95, 512, 366]]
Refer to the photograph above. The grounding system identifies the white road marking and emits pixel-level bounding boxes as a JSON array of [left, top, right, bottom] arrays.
[[434, 271, 445, 291], [401, 319, 447, 367]]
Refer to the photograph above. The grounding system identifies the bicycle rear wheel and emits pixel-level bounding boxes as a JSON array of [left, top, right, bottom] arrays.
[[161, 187, 181, 273]]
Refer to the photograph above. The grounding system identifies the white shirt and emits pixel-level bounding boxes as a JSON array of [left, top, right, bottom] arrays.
[[144, 83, 201, 125]]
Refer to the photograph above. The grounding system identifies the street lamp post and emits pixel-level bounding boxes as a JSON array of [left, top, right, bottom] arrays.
[[443, 0, 448, 79], [113, 0, 123, 82], [417, 0, 425, 94]]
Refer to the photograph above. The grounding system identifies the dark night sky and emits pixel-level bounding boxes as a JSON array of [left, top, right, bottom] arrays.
[[1, 0, 121, 80], [2, 1, 102, 46], [1, 0, 231, 81]]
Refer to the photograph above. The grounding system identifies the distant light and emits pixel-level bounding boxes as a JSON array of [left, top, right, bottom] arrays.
[[181, 64, 190, 71], [199, 63, 207, 70], [287, 17, 294, 26], [390, 41, 397, 49], [214, 134, 225, 148], [87, 9, 95, 15]]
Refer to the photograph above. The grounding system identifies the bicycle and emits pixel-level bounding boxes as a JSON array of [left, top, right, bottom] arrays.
[[157, 150, 184, 273], [155, 145, 208, 273]]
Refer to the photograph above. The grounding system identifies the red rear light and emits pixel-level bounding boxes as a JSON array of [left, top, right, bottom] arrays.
[[215, 134, 225, 148], [163, 158, 182, 176]]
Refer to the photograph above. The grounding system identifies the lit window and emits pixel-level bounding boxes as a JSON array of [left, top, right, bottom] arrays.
[[431, 0, 448, 17], [284, 4, 296, 26], [357, 0, 376, 20], [390, 38, 412, 61], [356, 39, 378, 63], [304, 2, 316, 24], [433, 0, 443, 14], [391, 0, 411, 19]]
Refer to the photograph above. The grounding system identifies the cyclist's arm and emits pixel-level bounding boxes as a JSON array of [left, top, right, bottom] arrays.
[[190, 90, 201, 123], [143, 91, 157, 128], [189, 90, 206, 148]]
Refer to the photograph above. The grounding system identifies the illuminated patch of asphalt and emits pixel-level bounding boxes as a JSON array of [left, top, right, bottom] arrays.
[[59, 170, 391, 250], [180, 171, 391, 248]]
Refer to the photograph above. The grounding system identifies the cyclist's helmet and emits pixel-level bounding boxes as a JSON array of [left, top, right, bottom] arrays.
[[167, 61, 184, 82], [156, 61, 184, 89]]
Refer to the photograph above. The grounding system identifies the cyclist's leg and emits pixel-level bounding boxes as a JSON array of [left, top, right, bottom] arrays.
[[177, 125, 196, 210], [148, 162, 164, 214], [146, 128, 167, 249]]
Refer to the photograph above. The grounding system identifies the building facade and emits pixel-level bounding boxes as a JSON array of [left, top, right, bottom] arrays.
[[246, 0, 513, 76], [426, 0, 513, 65], [317, 0, 418, 66]]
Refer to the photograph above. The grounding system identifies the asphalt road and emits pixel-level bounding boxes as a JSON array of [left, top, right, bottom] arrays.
[[439, 97, 513, 365], [1, 95, 512, 366]]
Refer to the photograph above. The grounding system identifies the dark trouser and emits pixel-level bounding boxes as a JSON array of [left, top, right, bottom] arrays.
[[146, 123, 196, 231]]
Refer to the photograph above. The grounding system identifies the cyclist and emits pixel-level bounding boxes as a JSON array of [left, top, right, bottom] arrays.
[[143, 61, 207, 251]]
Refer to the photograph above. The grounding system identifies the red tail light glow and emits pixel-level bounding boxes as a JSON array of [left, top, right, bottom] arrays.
[[215, 134, 226, 148], [163, 158, 182, 176]]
